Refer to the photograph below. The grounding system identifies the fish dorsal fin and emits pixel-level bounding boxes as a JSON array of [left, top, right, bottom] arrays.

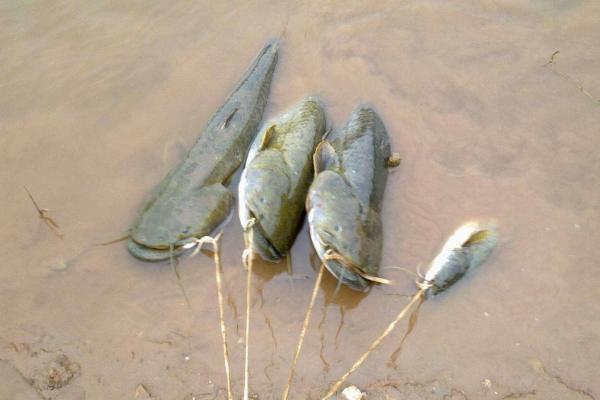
[[462, 229, 489, 247], [313, 140, 339, 175], [259, 124, 276, 150]]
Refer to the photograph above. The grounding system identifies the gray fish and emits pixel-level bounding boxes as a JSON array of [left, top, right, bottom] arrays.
[[128, 39, 279, 261], [239, 97, 327, 261], [306, 106, 397, 291], [418, 221, 498, 296]]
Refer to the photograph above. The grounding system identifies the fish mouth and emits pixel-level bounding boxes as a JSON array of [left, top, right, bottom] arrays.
[[308, 222, 369, 292], [322, 256, 370, 292], [321, 248, 394, 291], [244, 213, 283, 262], [127, 238, 189, 262]]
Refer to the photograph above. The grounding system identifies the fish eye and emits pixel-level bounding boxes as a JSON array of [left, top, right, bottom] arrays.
[[334, 224, 342, 232]]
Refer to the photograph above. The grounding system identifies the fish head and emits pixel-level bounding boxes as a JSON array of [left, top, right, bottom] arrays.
[[307, 171, 383, 291], [239, 150, 291, 261]]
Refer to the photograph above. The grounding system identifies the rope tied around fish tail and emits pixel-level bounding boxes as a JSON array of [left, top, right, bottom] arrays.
[[282, 262, 325, 400], [24, 186, 64, 239]]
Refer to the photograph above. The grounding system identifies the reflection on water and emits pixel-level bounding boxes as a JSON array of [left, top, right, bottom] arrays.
[[1, 1, 599, 399]]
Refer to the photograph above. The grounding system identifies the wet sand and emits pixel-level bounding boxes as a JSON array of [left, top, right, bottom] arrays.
[[1, 1, 599, 399]]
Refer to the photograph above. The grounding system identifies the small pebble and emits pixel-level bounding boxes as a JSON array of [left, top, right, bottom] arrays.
[[342, 385, 363, 400], [482, 378, 492, 389]]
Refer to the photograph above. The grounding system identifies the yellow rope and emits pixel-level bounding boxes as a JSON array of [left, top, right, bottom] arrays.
[[320, 289, 426, 400], [193, 233, 232, 400], [242, 219, 256, 400], [282, 263, 325, 400]]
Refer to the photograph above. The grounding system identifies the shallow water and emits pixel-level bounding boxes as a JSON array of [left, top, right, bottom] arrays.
[[1, 1, 599, 399]]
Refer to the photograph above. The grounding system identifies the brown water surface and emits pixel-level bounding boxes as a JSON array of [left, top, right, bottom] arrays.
[[1, 1, 599, 399]]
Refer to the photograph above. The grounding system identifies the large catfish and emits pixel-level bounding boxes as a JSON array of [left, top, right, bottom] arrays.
[[238, 97, 326, 261], [306, 106, 398, 291], [128, 40, 279, 261]]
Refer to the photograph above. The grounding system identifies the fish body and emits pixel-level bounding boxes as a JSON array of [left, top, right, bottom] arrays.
[[419, 222, 498, 295], [306, 106, 394, 291], [239, 97, 327, 260], [128, 40, 279, 261]]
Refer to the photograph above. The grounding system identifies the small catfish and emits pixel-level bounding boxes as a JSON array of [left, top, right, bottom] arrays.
[[306, 106, 398, 291], [238, 97, 327, 260], [128, 40, 279, 261], [417, 221, 498, 296]]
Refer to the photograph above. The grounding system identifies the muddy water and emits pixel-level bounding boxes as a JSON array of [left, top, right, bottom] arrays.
[[1, 1, 599, 399]]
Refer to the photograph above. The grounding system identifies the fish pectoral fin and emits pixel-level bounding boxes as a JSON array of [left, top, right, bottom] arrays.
[[259, 124, 277, 151], [313, 140, 339, 175]]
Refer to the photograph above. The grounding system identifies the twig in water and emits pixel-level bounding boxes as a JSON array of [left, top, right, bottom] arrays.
[[193, 232, 233, 400], [24, 186, 63, 238], [546, 50, 600, 104], [282, 263, 325, 400], [547, 50, 560, 65], [320, 289, 427, 400]]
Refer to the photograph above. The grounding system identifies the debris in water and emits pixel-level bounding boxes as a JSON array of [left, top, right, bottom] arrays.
[[24, 186, 63, 238], [30, 353, 80, 391], [135, 384, 155, 399], [481, 378, 492, 391], [386, 152, 402, 168], [545, 50, 600, 104]]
